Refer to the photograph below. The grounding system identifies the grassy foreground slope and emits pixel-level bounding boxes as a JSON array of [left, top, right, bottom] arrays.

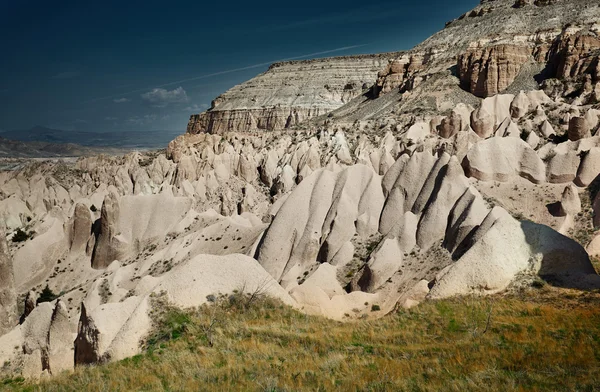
[[4, 286, 600, 392]]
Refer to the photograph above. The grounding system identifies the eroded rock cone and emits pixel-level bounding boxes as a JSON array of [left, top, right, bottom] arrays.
[[510, 91, 530, 119], [48, 300, 76, 374], [568, 117, 591, 141], [0, 225, 18, 335], [575, 147, 600, 187], [540, 120, 556, 138], [470, 95, 513, 138], [19, 290, 37, 324], [91, 192, 122, 269], [69, 203, 93, 254], [464, 137, 546, 184], [74, 303, 100, 366], [438, 111, 463, 139], [560, 184, 582, 216]]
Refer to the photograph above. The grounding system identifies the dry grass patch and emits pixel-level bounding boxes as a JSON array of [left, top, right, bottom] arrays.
[[4, 287, 600, 391]]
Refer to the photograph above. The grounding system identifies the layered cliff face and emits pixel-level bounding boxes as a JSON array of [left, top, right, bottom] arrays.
[[374, 0, 600, 101], [458, 44, 532, 97], [186, 53, 401, 134], [188, 0, 600, 136]]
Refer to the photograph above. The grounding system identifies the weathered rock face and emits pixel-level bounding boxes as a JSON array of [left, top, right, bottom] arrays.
[[91, 193, 194, 269], [464, 137, 546, 184], [188, 107, 329, 135], [256, 164, 384, 287], [470, 94, 514, 138], [0, 226, 17, 335], [187, 53, 400, 134], [254, 147, 599, 310], [373, 0, 599, 104], [568, 117, 592, 141], [20, 291, 36, 324], [437, 110, 463, 139], [184, 0, 600, 136], [375, 54, 426, 95], [548, 32, 600, 80], [68, 203, 93, 254], [48, 301, 76, 374], [560, 184, 582, 216], [458, 44, 532, 97], [91, 192, 122, 269]]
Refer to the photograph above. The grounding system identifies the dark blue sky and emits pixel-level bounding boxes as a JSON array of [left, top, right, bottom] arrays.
[[0, 0, 478, 133]]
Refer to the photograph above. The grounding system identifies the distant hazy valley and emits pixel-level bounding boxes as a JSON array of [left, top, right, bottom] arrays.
[[0, 126, 181, 158]]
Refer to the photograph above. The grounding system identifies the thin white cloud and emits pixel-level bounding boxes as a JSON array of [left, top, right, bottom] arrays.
[[104, 116, 119, 121], [126, 114, 158, 125], [261, 5, 404, 32], [85, 44, 369, 103], [141, 87, 189, 107], [52, 71, 81, 79], [149, 45, 369, 89], [183, 103, 209, 112], [113, 98, 130, 103]]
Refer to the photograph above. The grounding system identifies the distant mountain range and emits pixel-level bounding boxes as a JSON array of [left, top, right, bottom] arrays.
[[0, 126, 182, 158], [0, 126, 181, 149], [0, 137, 134, 159]]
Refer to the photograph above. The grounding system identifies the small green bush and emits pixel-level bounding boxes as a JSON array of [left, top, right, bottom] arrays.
[[371, 304, 381, 312], [146, 308, 191, 350], [11, 229, 29, 243], [531, 278, 546, 289], [37, 285, 58, 304]]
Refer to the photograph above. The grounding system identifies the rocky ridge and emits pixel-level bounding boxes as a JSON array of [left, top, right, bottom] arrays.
[[187, 53, 401, 134]]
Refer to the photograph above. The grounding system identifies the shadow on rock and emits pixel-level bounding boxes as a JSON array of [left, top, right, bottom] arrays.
[[521, 220, 600, 290]]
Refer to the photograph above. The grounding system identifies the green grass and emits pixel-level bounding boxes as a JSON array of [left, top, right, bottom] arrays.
[[5, 288, 600, 391]]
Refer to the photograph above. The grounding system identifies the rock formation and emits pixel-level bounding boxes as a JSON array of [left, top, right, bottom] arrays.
[[1, 0, 600, 380], [0, 225, 17, 335], [187, 53, 401, 134], [20, 291, 36, 324], [568, 117, 592, 141], [68, 203, 93, 254], [464, 137, 546, 183], [459, 44, 532, 97], [91, 192, 122, 269], [560, 184, 582, 216]]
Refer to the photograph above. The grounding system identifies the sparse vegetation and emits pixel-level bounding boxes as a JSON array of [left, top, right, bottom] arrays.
[[98, 279, 112, 304], [138, 157, 153, 167], [11, 229, 29, 243], [149, 259, 174, 276], [8, 287, 600, 391], [36, 285, 58, 305]]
